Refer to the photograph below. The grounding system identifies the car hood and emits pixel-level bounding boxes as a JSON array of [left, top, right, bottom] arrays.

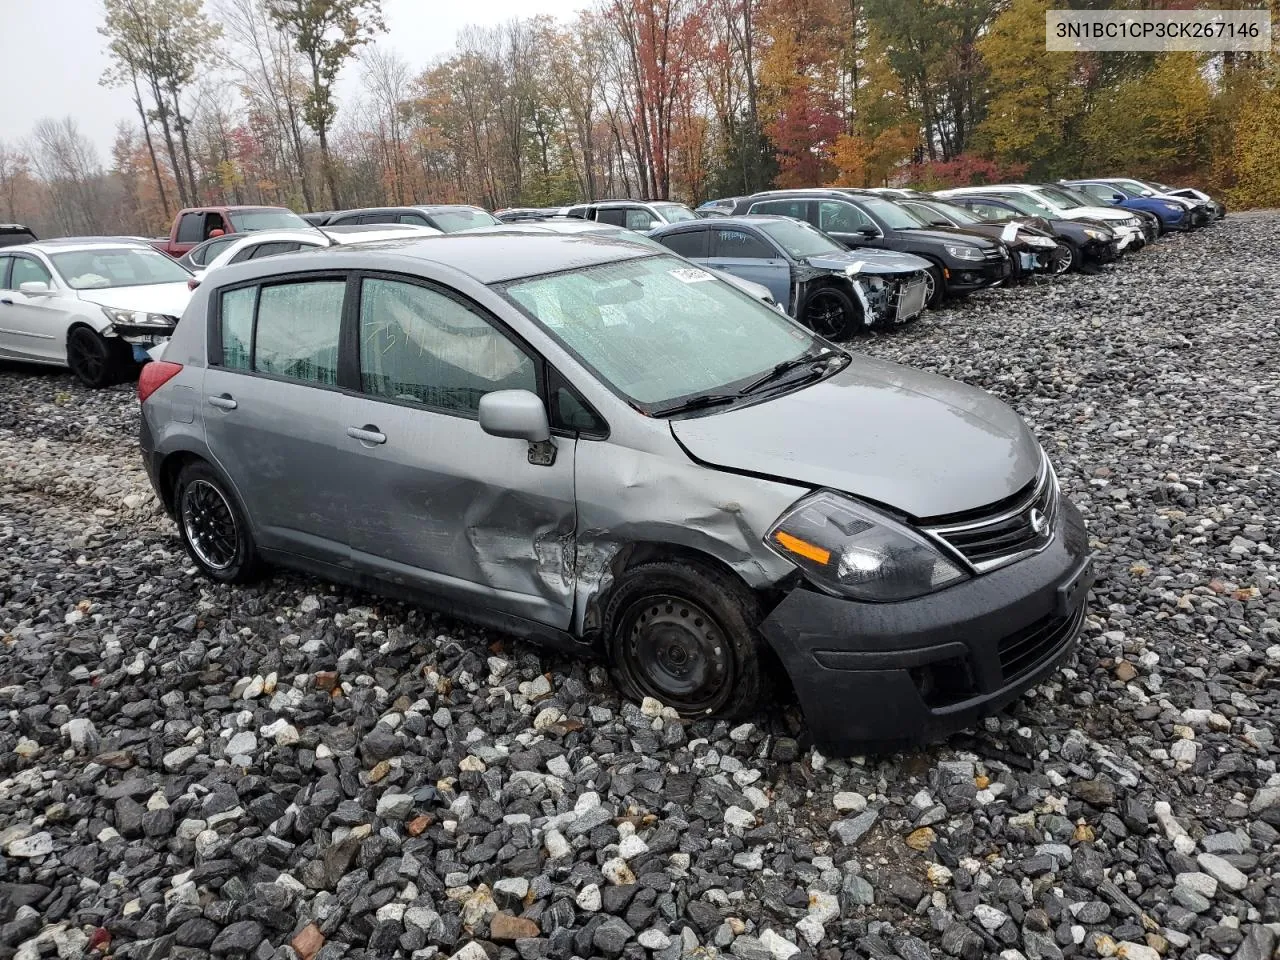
[[670, 355, 1041, 519], [899, 226, 998, 248], [76, 282, 192, 318], [804, 249, 931, 275]]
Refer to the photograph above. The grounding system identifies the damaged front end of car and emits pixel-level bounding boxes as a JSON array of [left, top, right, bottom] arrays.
[[795, 253, 931, 330]]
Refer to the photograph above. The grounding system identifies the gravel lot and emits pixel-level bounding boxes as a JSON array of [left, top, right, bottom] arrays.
[[1, 214, 1277, 960]]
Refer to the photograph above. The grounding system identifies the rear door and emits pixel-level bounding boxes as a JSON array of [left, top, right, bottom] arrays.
[[338, 273, 578, 627], [201, 275, 351, 567], [707, 227, 790, 306]]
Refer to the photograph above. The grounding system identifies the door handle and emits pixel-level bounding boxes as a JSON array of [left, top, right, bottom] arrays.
[[346, 425, 386, 445], [207, 394, 237, 410], [0, 298, 12, 305]]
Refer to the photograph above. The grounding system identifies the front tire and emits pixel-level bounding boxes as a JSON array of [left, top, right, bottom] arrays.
[[800, 286, 858, 340], [923, 266, 945, 308], [604, 560, 763, 719], [174, 461, 262, 584], [67, 327, 132, 388], [1053, 240, 1080, 275]]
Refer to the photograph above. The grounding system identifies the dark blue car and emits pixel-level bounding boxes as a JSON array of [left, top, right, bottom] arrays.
[[1064, 180, 1193, 233]]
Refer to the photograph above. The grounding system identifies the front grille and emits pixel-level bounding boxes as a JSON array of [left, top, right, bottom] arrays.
[[998, 603, 1084, 682], [925, 459, 1058, 572]]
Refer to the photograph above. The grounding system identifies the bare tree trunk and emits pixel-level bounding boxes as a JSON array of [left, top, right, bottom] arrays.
[[131, 70, 170, 217], [171, 86, 201, 205]]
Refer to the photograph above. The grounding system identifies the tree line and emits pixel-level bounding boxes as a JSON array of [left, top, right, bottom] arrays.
[[3, 0, 1278, 239]]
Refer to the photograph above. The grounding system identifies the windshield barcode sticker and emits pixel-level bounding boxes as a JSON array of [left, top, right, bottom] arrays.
[[669, 268, 715, 283]]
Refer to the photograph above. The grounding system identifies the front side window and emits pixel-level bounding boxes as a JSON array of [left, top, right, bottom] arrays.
[[359, 278, 535, 415], [192, 236, 237, 266], [51, 248, 190, 289], [0, 257, 10, 288], [818, 200, 875, 234], [1033, 186, 1082, 210], [711, 229, 772, 260], [855, 196, 926, 230], [399, 214, 431, 226], [503, 254, 813, 406], [625, 209, 659, 230], [967, 201, 1014, 222], [254, 281, 344, 384], [11, 256, 52, 289], [653, 202, 697, 223]]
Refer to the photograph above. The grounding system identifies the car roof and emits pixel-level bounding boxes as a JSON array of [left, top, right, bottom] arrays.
[[216, 233, 656, 286], [651, 214, 791, 232], [8, 240, 163, 256]]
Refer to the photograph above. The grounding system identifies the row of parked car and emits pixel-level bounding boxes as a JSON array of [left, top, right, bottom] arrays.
[[0, 177, 1221, 389], [0, 175, 1221, 744]]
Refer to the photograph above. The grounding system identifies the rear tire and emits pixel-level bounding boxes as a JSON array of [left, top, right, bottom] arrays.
[[800, 286, 858, 340], [604, 560, 763, 719], [174, 461, 262, 584], [67, 327, 132, 388]]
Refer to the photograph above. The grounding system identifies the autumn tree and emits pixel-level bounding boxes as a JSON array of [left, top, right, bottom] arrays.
[[266, 0, 385, 207]]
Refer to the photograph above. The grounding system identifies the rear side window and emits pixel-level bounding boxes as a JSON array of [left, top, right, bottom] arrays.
[[176, 213, 204, 244], [656, 229, 707, 258], [358, 278, 536, 416], [218, 281, 344, 385], [361, 212, 398, 225], [595, 208, 627, 227], [748, 199, 809, 221], [255, 282, 344, 384], [0, 256, 11, 288], [711, 229, 771, 259], [969, 201, 1014, 221]]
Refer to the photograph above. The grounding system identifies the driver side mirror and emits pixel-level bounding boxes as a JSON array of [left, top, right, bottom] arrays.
[[858, 227, 878, 237], [479, 389, 551, 443], [19, 281, 52, 297], [209, 228, 225, 238]]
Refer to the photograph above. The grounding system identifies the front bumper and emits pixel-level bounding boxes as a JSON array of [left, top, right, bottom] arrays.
[[942, 255, 1010, 295], [760, 499, 1094, 751]]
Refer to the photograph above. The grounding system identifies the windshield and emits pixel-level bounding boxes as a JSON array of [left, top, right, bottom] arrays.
[[52, 248, 192, 289], [228, 209, 309, 231], [858, 195, 928, 229], [1110, 179, 1152, 196], [991, 194, 1055, 219], [653, 202, 698, 222], [429, 208, 502, 232], [913, 200, 980, 225], [756, 219, 843, 259], [1054, 185, 1102, 207], [1033, 186, 1086, 210], [503, 254, 813, 405]]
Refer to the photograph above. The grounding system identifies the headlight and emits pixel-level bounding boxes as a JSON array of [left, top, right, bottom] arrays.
[[102, 306, 176, 327], [1123, 217, 1140, 226], [766, 491, 967, 601], [1024, 236, 1057, 249], [1083, 228, 1110, 241], [1163, 202, 1183, 212], [944, 243, 983, 261]]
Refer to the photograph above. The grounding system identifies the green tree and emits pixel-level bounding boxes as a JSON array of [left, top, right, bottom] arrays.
[[266, 0, 385, 207], [973, 0, 1083, 177]]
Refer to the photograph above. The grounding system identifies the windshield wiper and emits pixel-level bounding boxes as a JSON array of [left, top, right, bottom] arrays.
[[738, 348, 837, 396], [649, 393, 739, 417]]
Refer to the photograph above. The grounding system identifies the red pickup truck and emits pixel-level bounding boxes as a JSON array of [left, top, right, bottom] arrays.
[[150, 205, 311, 258]]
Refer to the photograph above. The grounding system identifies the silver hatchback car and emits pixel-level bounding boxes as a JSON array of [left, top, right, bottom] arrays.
[[138, 232, 1094, 750]]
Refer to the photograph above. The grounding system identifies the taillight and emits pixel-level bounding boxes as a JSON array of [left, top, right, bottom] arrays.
[[187, 278, 200, 290], [137, 361, 183, 403]]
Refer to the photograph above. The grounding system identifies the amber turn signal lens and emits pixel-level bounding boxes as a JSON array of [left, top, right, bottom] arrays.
[[773, 531, 831, 565]]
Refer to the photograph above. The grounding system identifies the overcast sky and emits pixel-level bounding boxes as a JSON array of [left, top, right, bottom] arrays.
[[0, 0, 586, 158]]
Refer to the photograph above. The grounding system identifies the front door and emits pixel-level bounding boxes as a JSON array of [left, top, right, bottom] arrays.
[[0, 254, 68, 363], [706, 227, 791, 306], [816, 199, 887, 252], [340, 275, 577, 628], [200, 276, 351, 567]]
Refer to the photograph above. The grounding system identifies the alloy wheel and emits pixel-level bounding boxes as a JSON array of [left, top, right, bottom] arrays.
[[804, 292, 847, 338], [1051, 244, 1075, 275], [68, 329, 107, 385], [180, 480, 239, 571], [619, 594, 732, 714]]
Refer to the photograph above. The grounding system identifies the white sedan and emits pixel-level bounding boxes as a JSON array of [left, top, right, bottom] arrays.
[[190, 223, 441, 286], [0, 240, 194, 387]]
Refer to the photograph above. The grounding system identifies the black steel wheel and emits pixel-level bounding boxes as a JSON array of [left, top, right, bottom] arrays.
[[604, 560, 763, 718], [174, 461, 262, 583], [801, 287, 856, 340], [67, 327, 126, 388]]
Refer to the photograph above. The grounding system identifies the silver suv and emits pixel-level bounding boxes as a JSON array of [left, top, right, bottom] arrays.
[[138, 233, 1094, 750]]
